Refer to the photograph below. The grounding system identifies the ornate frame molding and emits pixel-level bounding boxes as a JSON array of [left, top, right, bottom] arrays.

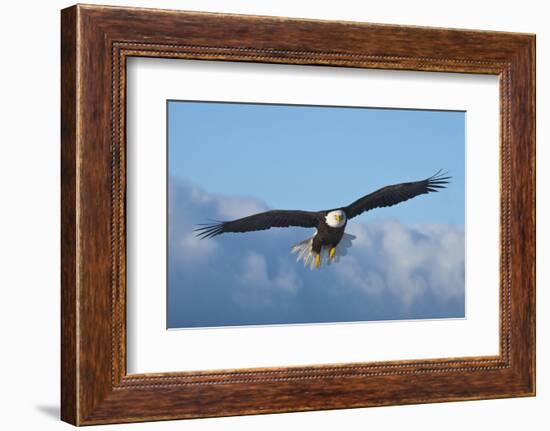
[[61, 5, 535, 425]]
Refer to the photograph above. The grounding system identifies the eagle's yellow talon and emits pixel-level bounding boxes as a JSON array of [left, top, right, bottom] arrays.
[[329, 247, 336, 260], [315, 254, 321, 269]]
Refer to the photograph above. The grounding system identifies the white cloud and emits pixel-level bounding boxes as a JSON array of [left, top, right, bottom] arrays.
[[178, 232, 218, 263], [167, 178, 465, 328], [216, 197, 267, 220], [232, 252, 301, 307], [340, 220, 465, 307]]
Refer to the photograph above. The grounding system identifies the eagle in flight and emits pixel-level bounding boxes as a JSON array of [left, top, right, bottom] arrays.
[[195, 171, 450, 269]]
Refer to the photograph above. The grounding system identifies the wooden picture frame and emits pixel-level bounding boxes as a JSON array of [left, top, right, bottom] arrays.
[[61, 4, 535, 425]]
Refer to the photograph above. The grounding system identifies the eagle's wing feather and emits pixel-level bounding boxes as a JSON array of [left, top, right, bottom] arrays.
[[194, 210, 320, 239], [343, 170, 451, 219]]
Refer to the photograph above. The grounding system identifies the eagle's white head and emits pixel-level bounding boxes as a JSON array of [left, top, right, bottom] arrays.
[[325, 210, 347, 228]]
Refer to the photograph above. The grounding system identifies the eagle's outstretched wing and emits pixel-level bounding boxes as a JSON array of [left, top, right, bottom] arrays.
[[194, 210, 320, 239], [343, 170, 451, 220]]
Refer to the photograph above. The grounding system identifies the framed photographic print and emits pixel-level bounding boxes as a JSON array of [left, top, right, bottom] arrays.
[[61, 4, 535, 425]]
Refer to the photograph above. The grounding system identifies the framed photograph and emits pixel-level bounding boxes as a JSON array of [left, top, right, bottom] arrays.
[[61, 4, 535, 425]]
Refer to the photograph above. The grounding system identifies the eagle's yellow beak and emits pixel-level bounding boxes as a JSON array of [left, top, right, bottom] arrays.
[[335, 214, 341, 222]]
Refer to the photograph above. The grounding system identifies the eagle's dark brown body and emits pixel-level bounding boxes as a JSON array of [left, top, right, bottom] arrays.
[[312, 219, 347, 254]]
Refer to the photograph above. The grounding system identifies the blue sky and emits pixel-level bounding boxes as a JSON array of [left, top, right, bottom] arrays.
[[168, 101, 465, 226], [167, 100, 465, 329]]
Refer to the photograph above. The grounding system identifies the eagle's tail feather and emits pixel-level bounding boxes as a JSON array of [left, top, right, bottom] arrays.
[[290, 233, 356, 269], [290, 235, 316, 269]]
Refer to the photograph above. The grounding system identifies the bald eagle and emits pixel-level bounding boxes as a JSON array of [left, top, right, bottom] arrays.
[[195, 171, 450, 269]]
